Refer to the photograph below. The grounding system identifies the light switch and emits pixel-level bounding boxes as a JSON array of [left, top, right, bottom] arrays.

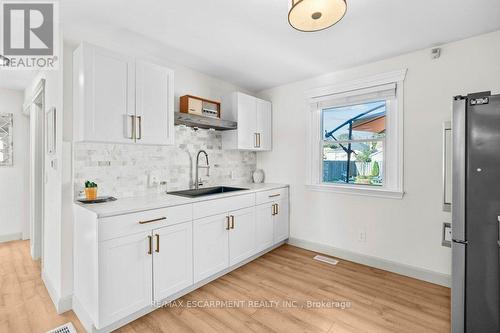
[[442, 222, 452, 247]]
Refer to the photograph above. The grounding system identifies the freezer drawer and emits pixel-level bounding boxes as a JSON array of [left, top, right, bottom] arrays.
[[451, 241, 465, 333]]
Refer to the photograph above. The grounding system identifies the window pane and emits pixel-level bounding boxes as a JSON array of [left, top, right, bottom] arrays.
[[322, 100, 386, 142], [323, 141, 384, 186]]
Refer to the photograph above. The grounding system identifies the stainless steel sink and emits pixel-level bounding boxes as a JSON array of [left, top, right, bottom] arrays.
[[168, 186, 249, 198]]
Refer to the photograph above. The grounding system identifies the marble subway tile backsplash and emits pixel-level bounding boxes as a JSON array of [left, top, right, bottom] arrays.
[[74, 126, 257, 198]]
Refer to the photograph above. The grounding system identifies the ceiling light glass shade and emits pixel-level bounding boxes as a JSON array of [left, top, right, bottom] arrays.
[[288, 0, 347, 32]]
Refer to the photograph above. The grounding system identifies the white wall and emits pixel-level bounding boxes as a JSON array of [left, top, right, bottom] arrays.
[[0, 88, 29, 241], [24, 63, 65, 310], [257, 30, 500, 282]]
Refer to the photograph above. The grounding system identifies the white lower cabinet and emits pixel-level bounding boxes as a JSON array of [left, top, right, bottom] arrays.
[[99, 231, 153, 328], [74, 186, 289, 332], [274, 199, 289, 243], [255, 198, 290, 250], [193, 213, 229, 283], [255, 202, 274, 252], [228, 207, 256, 266], [153, 222, 193, 302], [194, 206, 257, 282]]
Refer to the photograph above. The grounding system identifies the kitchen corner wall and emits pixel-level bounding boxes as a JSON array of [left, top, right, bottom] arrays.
[[73, 126, 256, 198], [257, 30, 500, 281]]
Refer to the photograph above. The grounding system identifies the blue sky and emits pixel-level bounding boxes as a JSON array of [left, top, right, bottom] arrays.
[[322, 100, 386, 141]]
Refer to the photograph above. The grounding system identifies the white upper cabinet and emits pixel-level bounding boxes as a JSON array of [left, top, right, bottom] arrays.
[[135, 61, 174, 145], [256, 99, 272, 150], [73, 44, 135, 144], [73, 43, 175, 145], [222, 92, 272, 151]]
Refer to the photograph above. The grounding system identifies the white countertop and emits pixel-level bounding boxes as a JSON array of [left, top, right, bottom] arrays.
[[75, 183, 289, 218]]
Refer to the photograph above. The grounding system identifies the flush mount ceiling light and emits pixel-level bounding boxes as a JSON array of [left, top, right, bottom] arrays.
[[288, 0, 347, 32]]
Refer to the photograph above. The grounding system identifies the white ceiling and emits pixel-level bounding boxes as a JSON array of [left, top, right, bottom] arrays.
[[41, 0, 500, 91]]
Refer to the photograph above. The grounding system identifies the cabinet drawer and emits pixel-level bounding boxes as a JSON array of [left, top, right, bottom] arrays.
[[193, 193, 255, 219], [99, 204, 193, 241], [256, 187, 288, 205]]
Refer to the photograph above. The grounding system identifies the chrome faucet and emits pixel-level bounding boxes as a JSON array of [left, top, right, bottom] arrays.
[[195, 150, 210, 189]]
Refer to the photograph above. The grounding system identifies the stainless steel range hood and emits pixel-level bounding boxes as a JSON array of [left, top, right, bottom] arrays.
[[174, 112, 237, 131]]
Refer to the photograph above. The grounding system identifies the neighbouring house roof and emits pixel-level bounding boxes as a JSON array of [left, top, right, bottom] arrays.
[[352, 112, 386, 134]]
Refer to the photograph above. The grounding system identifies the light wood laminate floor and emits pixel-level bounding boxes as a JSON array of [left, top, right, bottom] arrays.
[[0, 240, 450, 332]]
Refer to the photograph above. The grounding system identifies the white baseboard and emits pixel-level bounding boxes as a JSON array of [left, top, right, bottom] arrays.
[[288, 237, 451, 287], [42, 270, 73, 314], [0, 232, 23, 243]]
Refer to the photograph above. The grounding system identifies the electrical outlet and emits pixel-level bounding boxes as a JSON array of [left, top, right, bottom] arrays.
[[358, 231, 367, 243]]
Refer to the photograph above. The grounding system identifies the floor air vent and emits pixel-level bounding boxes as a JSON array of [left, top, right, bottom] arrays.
[[313, 255, 339, 265], [46, 323, 77, 333]]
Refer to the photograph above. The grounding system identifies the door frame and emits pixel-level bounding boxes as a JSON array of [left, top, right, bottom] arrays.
[[29, 79, 45, 262]]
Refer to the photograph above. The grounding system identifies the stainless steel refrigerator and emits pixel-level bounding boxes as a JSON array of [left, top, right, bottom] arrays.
[[452, 91, 500, 333]]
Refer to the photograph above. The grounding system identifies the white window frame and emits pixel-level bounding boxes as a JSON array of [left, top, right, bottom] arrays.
[[305, 69, 407, 199]]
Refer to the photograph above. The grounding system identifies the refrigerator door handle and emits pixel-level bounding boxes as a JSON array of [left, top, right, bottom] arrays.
[[452, 98, 466, 242], [442, 121, 452, 212]]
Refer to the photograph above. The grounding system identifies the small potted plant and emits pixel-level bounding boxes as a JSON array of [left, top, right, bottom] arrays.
[[85, 181, 98, 200]]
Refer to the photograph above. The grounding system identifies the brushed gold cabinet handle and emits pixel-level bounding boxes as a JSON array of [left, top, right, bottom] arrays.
[[155, 234, 160, 253], [226, 216, 231, 230], [254, 133, 258, 148], [230, 215, 235, 229], [147, 235, 152, 255], [137, 115, 142, 140], [268, 194, 280, 198], [275, 204, 279, 215], [271, 204, 275, 216], [257, 133, 261, 148], [127, 115, 136, 139], [139, 217, 166, 224]]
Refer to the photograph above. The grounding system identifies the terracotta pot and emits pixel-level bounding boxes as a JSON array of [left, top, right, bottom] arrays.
[[85, 187, 98, 200]]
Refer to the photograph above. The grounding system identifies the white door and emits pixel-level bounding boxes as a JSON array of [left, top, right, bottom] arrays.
[[255, 202, 274, 253], [256, 99, 272, 151], [99, 231, 152, 328], [135, 61, 174, 145], [228, 207, 256, 265], [236, 92, 257, 150], [153, 222, 193, 301], [273, 199, 289, 244], [193, 213, 229, 283], [84, 44, 135, 143]]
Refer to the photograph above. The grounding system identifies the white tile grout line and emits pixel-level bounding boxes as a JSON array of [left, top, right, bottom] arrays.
[[313, 255, 339, 266]]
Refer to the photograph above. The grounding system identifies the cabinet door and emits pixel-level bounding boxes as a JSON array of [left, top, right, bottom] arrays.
[[273, 199, 289, 244], [255, 202, 274, 253], [79, 44, 135, 143], [256, 99, 272, 151], [236, 93, 257, 150], [135, 61, 174, 145], [153, 222, 193, 302], [228, 207, 256, 265], [99, 231, 152, 328], [193, 214, 229, 283]]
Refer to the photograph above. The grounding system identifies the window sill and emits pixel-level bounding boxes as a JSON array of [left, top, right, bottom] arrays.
[[305, 184, 404, 199]]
